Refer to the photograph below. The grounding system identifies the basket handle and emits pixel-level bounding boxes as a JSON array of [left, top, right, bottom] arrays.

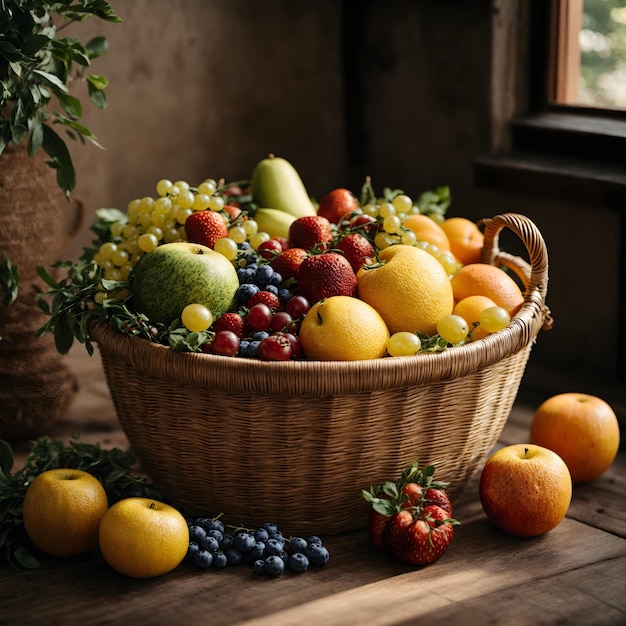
[[478, 213, 553, 331]]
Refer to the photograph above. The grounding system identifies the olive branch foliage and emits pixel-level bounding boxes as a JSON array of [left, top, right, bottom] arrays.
[[0, 0, 121, 197]]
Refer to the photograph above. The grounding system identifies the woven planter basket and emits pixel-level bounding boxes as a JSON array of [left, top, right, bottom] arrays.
[[0, 143, 81, 441], [92, 212, 552, 535]]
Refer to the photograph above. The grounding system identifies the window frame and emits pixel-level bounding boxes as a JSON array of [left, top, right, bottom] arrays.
[[474, 0, 625, 381]]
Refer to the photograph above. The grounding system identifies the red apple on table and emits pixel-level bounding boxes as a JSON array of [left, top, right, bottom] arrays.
[[479, 443, 572, 537]]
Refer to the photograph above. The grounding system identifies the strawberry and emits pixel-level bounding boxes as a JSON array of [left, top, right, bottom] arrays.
[[424, 487, 453, 516], [270, 247, 308, 281], [362, 462, 456, 557], [289, 216, 333, 251], [184, 210, 229, 249], [317, 188, 360, 225], [213, 312, 247, 338], [382, 504, 457, 566], [334, 232, 376, 273], [401, 482, 424, 508], [368, 507, 392, 550], [247, 290, 281, 311], [296, 252, 358, 304]]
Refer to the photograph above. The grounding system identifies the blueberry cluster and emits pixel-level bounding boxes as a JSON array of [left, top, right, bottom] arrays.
[[186, 518, 330, 576], [235, 262, 291, 305]]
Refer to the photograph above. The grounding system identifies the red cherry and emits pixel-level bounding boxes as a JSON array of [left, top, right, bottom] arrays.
[[283, 332, 304, 360], [285, 295, 310, 319], [273, 236, 290, 250], [349, 214, 379, 237], [257, 239, 283, 260], [212, 330, 240, 356], [270, 311, 294, 333], [257, 334, 293, 361], [246, 303, 273, 331]]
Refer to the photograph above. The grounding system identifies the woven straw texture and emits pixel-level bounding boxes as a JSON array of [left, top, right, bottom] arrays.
[[93, 213, 552, 535], [0, 143, 80, 441]]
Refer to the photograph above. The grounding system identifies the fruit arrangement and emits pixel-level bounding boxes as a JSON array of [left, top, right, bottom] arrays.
[[0, 436, 330, 577], [37, 154, 523, 362]]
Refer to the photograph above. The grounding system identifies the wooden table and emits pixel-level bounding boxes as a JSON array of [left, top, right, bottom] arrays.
[[2, 347, 625, 626]]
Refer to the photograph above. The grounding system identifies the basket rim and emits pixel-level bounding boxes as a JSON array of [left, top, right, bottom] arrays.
[[91, 212, 551, 396]]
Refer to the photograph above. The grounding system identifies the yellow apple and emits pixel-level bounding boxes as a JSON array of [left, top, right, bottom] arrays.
[[479, 443, 572, 537], [98, 497, 189, 578], [22, 468, 109, 557]]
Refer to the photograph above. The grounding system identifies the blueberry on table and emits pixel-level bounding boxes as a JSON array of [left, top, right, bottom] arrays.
[[264, 555, 285, 576], [193, 550, 214, 569], [288, 553, 310, 573]]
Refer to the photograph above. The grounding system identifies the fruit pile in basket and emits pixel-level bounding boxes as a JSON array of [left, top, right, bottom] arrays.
[[37, 155, 525, 360]]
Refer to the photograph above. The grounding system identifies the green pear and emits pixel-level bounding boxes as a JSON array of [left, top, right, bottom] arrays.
[[254, 208, 296, 239], [250, 154, 317, 218], [131, 242, 238, 326]]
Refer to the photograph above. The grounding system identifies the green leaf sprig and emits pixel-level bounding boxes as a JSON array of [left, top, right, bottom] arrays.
[[0, 435, 162, 571], [0, 0, 122, 197]]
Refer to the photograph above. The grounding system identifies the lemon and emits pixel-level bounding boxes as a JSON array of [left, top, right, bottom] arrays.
[[299, 296, 390, 360], [22, 468, 109, 558], [357, 245, 454, 336]]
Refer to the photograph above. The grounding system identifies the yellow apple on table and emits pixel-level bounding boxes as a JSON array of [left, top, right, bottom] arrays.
[[98, 497, 189, 578], [22, 468, 109, 558], [530, 392, 620, 484], [478, 443, 572, 537]]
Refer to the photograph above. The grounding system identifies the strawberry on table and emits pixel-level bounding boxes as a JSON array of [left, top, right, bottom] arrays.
[[382, 504, 457, 566], [362, 462, 457, 564]]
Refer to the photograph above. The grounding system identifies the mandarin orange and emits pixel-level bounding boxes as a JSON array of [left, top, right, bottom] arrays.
[[450, 263, 524, 317], [440, 216, 484, 265]]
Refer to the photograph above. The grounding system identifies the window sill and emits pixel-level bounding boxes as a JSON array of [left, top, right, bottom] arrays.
[[473, 111, 626, 210], [473, 150, 626, 210]]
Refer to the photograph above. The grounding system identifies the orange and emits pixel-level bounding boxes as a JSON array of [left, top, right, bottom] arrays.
[[98, 497, 189, 578], [357, 244, 454, 336], [452, 295, 498, 341], [530, 393, 620, 483], [450, 263, 524, 317], [440, 216, 484, 265], [479, 444, 572, 537], [402, 214, 451, 251], [22, 468, 109, 558], [299, 295, 390, 360]]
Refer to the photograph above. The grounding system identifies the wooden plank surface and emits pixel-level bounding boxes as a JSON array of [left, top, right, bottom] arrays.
[[1, 346, 624, 626]]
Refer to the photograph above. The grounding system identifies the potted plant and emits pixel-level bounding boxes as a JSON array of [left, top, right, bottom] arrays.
[[0, 0, 120, 441]]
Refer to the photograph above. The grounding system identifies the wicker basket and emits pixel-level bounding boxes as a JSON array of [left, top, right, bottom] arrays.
[[92, 213, 552, 535]]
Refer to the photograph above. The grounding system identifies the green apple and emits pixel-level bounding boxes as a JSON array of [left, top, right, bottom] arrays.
[[131, 242, 239, 326]]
